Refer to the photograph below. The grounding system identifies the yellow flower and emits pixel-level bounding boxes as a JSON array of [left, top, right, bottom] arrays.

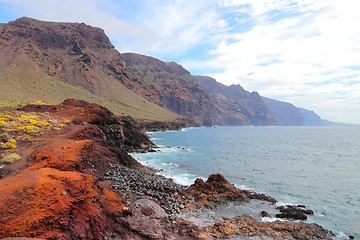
[[1, 139, 17, 150]]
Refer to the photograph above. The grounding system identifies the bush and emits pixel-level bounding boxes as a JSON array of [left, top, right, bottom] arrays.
[[0, 153, 21, 164], [0, 133, 11, 143], [1, 139, 17, 149]]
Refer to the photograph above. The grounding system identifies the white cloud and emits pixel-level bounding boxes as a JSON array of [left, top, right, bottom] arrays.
[[133, 1, 228, 57], [183, 0, 360, 123], [0, 0, 228, 57]]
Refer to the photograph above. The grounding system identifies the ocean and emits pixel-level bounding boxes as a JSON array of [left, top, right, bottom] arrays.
[[132, 126, 360, 238]]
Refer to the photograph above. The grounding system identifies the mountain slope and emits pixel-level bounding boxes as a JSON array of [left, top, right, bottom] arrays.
[[122, 53, 213, 125], [262, 97, 303, 125], [196, 76, 275, 126], [0, 17, 328, 126], [0, 17, 180, 122], [297, 108, 323, 126]]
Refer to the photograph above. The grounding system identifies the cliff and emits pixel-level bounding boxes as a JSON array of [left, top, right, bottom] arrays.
[[196, 75, 275, 126], [0, 17, 181, 122], [263, 97, 325, 126], [262, 97, 303, 125], [122, 53, 213, 126], [297, 107, 324, 126]]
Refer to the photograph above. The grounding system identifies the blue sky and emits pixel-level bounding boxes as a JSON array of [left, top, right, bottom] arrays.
[[0, 0, 359, 124]]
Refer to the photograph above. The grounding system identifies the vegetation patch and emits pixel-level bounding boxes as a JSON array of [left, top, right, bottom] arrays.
[[0, 111, 69, 138], [0, 153, 21, 164], [1, 139, 17, 150]]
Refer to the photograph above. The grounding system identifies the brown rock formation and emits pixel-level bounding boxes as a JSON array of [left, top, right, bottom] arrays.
[[180, 174, 335, 239], [0, 17, 181, 122], [196, 75, 275, 126], [205, 216, 334, 239], [122, 53, 213, 125], [183, 173, 276, 208]]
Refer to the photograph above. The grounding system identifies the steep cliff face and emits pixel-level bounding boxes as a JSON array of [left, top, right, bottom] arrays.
[[1, 17, 122, 90], [262, 97, 325, 126], [0, 17, 181, 122], [196, 76, 275, 126], [262, 97, 304, 126], [122, 53, 213, 125], [297, 108, 324, 126]]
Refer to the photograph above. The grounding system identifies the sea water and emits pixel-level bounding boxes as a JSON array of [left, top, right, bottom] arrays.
[[132, 126, 360, 238]]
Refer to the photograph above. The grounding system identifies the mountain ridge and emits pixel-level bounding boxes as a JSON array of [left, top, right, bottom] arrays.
[[122, 52, 213, 125], [0, 17, 331, 126], [196, 75, 275, 126], [0, 17, 182, 123]]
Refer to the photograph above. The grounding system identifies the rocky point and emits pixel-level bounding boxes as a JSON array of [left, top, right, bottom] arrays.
[[0, 99, 339, 239]]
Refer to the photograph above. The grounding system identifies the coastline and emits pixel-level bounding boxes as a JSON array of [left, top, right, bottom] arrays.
[[131, 127, 355, 239], [0, 101, 354, 239]]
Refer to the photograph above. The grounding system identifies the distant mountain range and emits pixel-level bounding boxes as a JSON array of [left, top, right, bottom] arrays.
[[0, 17, 335, 126]]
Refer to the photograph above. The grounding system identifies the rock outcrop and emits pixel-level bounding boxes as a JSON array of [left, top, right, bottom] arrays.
[[204, 216, 334, 239], [276, 204, 314, 220], [183, 173, 277, 208], [180, 174, 335, 239]]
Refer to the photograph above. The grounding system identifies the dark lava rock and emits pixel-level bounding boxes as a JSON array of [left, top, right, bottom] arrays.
[[276, 204, 314, 220], [261, 210, 270, 217], [276, 212, 308, 221]]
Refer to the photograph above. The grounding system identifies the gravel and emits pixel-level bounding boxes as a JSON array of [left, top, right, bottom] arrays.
[[104, 163, 190, 216]]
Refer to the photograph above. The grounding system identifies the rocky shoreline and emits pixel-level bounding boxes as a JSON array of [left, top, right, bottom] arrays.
[[105, 162, 187, 216], [105, 160, 341, 239], [0, 100, 351, 239]]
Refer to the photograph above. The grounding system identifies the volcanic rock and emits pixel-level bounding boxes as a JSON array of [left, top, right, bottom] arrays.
[[183, 173, 276, 208], [276, 205, 314, 221], [205, 216, 335, 239], [0, 99, 339, 239], [122, 53, 213, 126], [0, 168, 131, 239], [196, 75, 275, 126]]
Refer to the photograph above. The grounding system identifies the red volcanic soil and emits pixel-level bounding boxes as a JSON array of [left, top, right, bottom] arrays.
[[0, 168, 130, 239], [0, 99, 150, 239]]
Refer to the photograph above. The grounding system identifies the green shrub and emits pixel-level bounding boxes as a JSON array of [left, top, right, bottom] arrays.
[[1, 139, 17, 149], [0, 153, 21, 164]]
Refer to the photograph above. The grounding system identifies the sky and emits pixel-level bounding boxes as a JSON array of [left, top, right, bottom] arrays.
[[0, 0, 359, 124]]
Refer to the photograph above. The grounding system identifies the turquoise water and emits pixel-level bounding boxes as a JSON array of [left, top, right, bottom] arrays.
[[132, 126, 360, 238]]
